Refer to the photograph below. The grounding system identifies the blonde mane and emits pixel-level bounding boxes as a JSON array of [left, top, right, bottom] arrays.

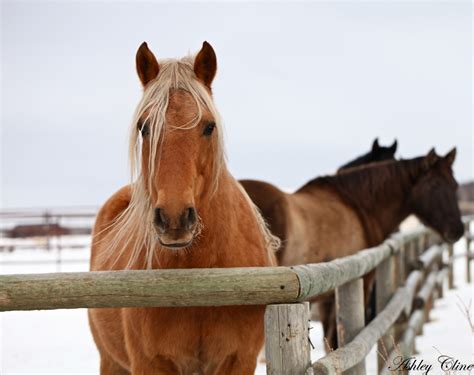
[[96, 54, 279, 269]]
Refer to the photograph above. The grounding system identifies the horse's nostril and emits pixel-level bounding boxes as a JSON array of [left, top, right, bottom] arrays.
[[155, 207, 196, 232], [154, 208, 167, 229], [187, 207, 197, 226]]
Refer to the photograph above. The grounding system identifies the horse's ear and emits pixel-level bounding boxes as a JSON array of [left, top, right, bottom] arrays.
[[424, 148, 439, 169], [136, 42, 160, 87], [194, 41, 217, 88], [390, 139, 398, 154], [444, 147, 456, 166], [372, 138, 380, 152]]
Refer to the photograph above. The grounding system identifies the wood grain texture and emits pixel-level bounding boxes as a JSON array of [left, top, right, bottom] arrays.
[[413, 271, 438, 310], [295, 241, 397, 301], [447, 244, 454, 289], [399, 271, 423, 321], [376, 257, 395, 374], [265, 303, 311, 375], [435, 267, 448, 299], [0, 267, 300, 311], [380, 310, 424, 375], [335, 278, 366, 375], [313, 271, 422, 375], [412, 245, 443, 271]]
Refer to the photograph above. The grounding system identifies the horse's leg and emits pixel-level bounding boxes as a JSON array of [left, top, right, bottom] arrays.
[[363, 270, 377, 324], [318, 299, 337, 352], [309, 290, 335, 322], [130, 355, 180, 375], [99, 352, 130, 375], [216, 353, 257, 375], [89, 310, 130, 375]]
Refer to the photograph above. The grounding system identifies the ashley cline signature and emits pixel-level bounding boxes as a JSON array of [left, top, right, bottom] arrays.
[[389, 355, 474, 374]]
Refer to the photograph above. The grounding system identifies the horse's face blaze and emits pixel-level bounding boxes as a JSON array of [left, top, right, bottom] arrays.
[[411, 149, 463, 243], [141, 90, 218, 249]]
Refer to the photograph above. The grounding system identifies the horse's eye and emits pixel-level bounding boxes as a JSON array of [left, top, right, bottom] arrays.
[[138, 121, 150, 137], [203, 122, 216, 137]]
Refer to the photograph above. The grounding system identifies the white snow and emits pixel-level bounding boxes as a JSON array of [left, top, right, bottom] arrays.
[[415, 238, 474, 368], [0, 238, 472, 374]]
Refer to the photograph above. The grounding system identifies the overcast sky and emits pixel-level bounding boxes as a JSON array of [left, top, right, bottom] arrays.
[[1, 1, 472, 209]]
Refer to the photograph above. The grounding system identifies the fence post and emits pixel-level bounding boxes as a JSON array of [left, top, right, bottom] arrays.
[[405, 241, 416, 273], [415, 237, 423, 257], [466, 222, 471, 284], [431, 233, 444, 299], [44, 210, 51, 251], [265, 302, 311, 375], [393, 243, 408, 364], [336, 278, 366, 375], [447, 244, 454, 289], [423, 233, 430, 252], [376, 256, 395, 374], [395, 243, 406, 287]]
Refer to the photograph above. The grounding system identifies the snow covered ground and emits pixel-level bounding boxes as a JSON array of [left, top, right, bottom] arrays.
[[0, 237, 472, 374]]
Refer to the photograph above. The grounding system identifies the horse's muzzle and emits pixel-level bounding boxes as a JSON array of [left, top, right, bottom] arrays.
[[153, 206, 198, 250]]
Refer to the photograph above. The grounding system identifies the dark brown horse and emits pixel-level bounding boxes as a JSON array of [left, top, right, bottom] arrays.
[[240, 148, 463, 350], [337, 138, 397, 172], [240, 138, 397, 262]]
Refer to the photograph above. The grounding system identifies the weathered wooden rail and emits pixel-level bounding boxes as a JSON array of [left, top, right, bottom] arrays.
[[1, 215, 472, 375]]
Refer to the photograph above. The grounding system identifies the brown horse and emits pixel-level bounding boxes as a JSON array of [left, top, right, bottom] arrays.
[[240, 139, 397, 261], [240, 148, 463, 350], [88, 41, 278, 375], [337, 138, 397, 172]]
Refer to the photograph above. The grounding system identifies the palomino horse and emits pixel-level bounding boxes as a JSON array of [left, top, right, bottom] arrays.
[[240, 148, 463, 350], [88, 41, 278, 375], [337, 138, 397, 172]]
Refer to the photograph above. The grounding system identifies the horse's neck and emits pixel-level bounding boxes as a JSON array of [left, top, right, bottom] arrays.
[[338, 153, 370, 171], [358, 196, 411, 246], [340, 164, 417, 246], [306, 162, 418, 246]]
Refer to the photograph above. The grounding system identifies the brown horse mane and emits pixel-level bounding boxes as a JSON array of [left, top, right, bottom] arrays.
[[297, 157, 426, 245]]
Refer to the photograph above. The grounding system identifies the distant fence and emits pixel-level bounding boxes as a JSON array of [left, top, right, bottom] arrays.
[[0, 208, 96, 253], [0, 215, 472, 375]]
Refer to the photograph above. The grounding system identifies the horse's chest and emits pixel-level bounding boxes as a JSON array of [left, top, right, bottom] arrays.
[[126, 306, 263, 373]]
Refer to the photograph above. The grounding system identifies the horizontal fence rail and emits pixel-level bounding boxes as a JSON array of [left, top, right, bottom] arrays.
[[0, 268, 300, 311], [313, 270, 424, 375], [0, 228, 430, 312]]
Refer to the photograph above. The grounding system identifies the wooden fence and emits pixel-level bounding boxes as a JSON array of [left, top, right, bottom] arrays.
[[0, 215, 472, 374]]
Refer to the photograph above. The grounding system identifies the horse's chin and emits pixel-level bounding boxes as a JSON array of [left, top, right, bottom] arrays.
[[157, 237, 193, 251], [442, 225, 464, 244], [443, 234, 461, 245]]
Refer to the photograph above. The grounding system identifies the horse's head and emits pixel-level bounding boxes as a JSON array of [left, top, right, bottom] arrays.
[[338, 138, 397, 171], [410, 148, 463, 243], [131, 41, 224, 250], [370, 138, 397, 163]]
